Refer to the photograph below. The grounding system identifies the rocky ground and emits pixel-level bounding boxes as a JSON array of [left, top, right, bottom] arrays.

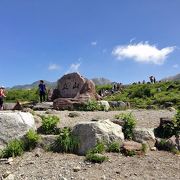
[[0, 109, 180, 180]]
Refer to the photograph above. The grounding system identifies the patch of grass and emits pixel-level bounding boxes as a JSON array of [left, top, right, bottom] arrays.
[[141, 143, 148, 153], [0, 139, 24, 158], [115, 113, 136, 139], [88, 142, 106, 154], [85, 153, 108, 163], [24, 129, 40, 151], [41, 115, 60, 134], [80, 100, 104, 111], [107, 142, 121, 153], [53, 127, 79, 153]]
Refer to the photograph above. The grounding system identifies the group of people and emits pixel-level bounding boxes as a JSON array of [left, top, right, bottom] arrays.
[[0, 80, 47, 110]]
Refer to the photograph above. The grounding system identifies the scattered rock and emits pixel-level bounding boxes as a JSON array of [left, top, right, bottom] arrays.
[[33, 102, 53, 111], [73, 166, 81, 172], [133, 127, 156, 148], [0, 111, 36, 150], [72, 119, 124, 155], [122, 141, 143, 155], [68, 112, 80, 118], [97, 100, 110, 111]]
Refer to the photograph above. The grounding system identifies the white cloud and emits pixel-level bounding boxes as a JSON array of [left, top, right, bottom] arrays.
[[66, 63, 81, 74], [173, 64, 179, 68], [91, 41, 97, 46], [48, 63, 60, 71], [112, 42, 175, 65]]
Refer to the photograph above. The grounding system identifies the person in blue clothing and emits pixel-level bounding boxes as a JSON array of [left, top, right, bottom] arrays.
[[38, 80, 46, 103]]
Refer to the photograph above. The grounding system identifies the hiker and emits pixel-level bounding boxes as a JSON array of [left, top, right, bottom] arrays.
[[0, 86, 6, 110], [38, 80, 46, 103]]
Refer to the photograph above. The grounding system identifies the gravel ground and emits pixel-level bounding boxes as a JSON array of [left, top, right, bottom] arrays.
[[36, 109, 176, 129], [0, 109, 179, 180]]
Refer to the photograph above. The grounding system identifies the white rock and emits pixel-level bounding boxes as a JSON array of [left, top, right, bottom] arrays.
[[133, 127, 156, 148], [72, 119, 124, 155], [0, 111, 36, 149]]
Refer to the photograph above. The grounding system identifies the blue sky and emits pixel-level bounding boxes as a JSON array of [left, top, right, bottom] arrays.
[[0, 0, 180, 87]]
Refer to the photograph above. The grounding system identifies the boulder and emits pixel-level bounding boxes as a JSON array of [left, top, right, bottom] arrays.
[[57, 72, 86, 98], [0, 111, 36, 149], [167, 135, 180, 150], [33, 102, 53, 111], [72, 119, 124, 155], [53, 73, 101, 110], [98, 100, 110, 111], [3, 102, 22, 110], [133, 127, 156, 148], [108, 101, 129, 109], [53, 98, 85, 110], [122, 141, 142, 155]]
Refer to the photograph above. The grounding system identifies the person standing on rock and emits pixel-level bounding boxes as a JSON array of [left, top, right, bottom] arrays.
[[0, 86, 6, 110], [38, 80, 46, 103]]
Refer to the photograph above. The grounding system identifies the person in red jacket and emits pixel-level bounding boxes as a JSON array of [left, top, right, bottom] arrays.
[[0, 86, 6, 110]]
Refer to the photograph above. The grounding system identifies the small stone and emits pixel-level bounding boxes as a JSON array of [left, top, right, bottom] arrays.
[[101, 175, 106, 180], [151, 147, 157, 151], [4, 174, 15, 180], [7, 157, 13, 165], [73, 166, 81, 172], [3, 171, 11, 178]]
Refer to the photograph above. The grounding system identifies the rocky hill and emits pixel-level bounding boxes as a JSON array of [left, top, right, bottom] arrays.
[[11, 78, 112, 89]]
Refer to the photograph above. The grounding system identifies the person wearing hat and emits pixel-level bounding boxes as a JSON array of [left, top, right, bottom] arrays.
[[0, 86, 6, 110]]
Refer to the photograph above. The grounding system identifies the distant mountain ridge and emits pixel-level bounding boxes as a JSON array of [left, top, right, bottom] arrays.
[[11, 80, 57, 90], [11, 77, 112, 89]]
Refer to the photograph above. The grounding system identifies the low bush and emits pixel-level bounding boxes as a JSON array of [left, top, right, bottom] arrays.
[[41, 115, 60, 134], [85, 153, 108, 163], [88, 142, 106, 154], [53, 127, 79, 153], [80, 100, 104, 111], [107, 142, 121, 153], [85, 142, 108, 163], [24, 129, 40, 151], [0, 139, 24, 158], [115, 113, 136, 139], [156, 139, 179, 154]]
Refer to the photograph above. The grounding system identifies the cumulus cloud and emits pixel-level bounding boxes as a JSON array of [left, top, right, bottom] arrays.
[[91, 41, 97, 46], [112, 42, 175, 65], [66, 63, 81, 74], [48, 63, 60, 71]]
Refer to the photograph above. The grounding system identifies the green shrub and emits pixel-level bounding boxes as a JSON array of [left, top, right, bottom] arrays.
[[80, 100, 104, 111], [88, 142, 106, 154], [115, 113, 136, 139], [24, 129, 40, 150], [41, 115, 60, 134], [85, 153, 108, 163], [141, 143, 148, 153], [54, 127, 79, 153], [107, 142, 121, 153], [1, 139, 24, 158], [122, 149, 136, 157], [174, 110, 180, 135]]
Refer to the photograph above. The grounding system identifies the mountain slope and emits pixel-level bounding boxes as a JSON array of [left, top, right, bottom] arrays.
[[162, 73, 180, 81]]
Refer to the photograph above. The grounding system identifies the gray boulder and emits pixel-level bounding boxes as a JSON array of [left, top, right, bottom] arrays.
[[72, 119, 124, 155], [0, 111, 36, 149], [133, 127, 156, 148]]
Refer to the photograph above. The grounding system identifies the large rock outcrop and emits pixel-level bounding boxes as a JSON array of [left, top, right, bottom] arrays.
[[53, 73, 101, 110], [72, 119, 124, 155], [0, 111, 36, 149]]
